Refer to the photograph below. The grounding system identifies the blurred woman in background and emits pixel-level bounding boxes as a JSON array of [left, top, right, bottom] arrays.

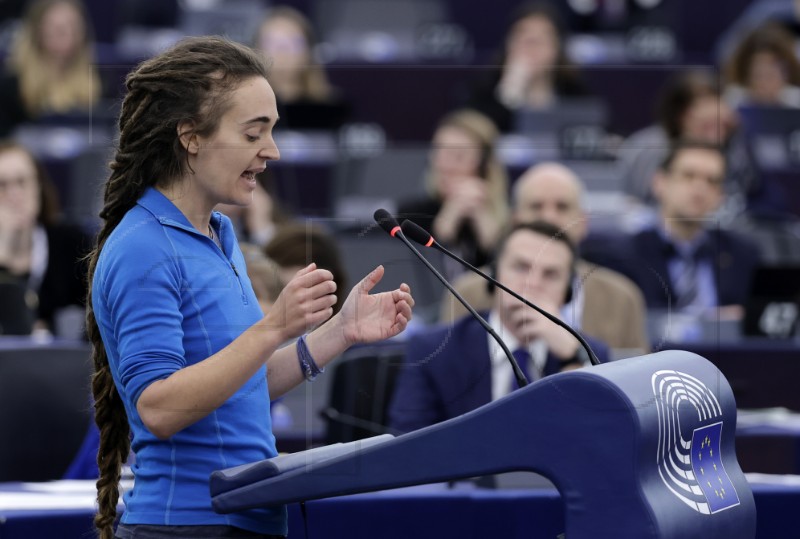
[[619, 69, 737, 205], [0, 140, 90, 336], [0, 0, 101, 135], [724, 23, 800, 108], [467, 1, 586, 133], [254, 5, 349, 129], [398, 109, 509, 271]]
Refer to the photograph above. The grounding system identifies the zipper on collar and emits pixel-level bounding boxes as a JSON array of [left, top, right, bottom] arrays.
[[159, 217, 249, 305]]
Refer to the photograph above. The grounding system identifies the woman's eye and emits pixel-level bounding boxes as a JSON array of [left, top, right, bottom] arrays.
[[245, 134, 260, 142]]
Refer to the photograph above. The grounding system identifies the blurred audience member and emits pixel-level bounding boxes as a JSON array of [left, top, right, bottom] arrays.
[[603, 141, 761, 333], [441, 162, 649, 352], [389, 221, 609, 434], [717, 0, 800, 70], [618, 70, 737, 205], [724, 23, 800, 108], [398, 109, 509, 271], [0, 140, 91, 336], [467, 2, 587, 133], [239, 243, 285, 313], [255, 5, 350, 129], [264, 222, 348, 315], [0, 0, 101, 136], [216, 172, 290, 247]]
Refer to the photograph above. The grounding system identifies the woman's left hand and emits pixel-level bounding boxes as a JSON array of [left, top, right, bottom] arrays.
[[337, 265, 414, 346]]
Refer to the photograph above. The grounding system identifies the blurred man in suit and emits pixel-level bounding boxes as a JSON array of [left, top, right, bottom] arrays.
[[389, 221, 609, 434], [607, 141, 761, 325], [440, 162, 649, 352]]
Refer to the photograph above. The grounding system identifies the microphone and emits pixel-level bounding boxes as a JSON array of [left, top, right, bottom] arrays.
[[373, 209, 529, 388], [400, 219, 600, 367]]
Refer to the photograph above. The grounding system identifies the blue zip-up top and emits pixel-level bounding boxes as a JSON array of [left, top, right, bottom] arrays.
[[92, 187, 285, 535]]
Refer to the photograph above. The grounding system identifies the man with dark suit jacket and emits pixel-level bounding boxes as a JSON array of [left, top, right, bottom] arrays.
[[609, 141, 760, 318], [388, 221, 609, 434]]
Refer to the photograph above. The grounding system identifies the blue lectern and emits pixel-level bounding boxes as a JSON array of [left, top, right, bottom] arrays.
[[210, 351, 756, 538]]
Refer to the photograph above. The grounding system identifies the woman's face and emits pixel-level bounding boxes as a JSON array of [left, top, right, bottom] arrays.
[[506, 15, 559, 76], [39, 1, 85, 64], [258, 17, 310, 75], [0, 149, 41, 226], [186, 76, 280, 212], [682, 95, 734, 144], [747, 50, 788, 104], [430, 125, 484, 198]]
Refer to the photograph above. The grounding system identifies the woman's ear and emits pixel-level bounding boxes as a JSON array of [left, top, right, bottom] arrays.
[[177, 121, 199, 155]]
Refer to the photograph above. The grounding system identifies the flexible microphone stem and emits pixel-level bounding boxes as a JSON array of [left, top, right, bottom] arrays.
[[373, 210, 528, 388], [401, 220, 601, 367], [320, 407, 400, 436]]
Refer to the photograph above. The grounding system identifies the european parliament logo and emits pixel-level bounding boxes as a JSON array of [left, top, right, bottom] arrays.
[[651, 370, 740, 514]]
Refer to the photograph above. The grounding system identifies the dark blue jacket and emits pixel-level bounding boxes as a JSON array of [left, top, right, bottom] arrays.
[[614, 227, 761, 310], [388, 314, 610, 434]]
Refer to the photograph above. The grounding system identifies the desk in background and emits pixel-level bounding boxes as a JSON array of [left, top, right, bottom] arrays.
[[1, 478, 798, 539]]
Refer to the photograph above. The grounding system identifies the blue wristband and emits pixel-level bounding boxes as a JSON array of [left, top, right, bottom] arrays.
[[297, 334, 324, 382]]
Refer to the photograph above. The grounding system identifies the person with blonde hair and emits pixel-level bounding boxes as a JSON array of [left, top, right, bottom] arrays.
[[398, 108, 509, 270], [254, 5, 350, 129], [1, 0, 100, 133]]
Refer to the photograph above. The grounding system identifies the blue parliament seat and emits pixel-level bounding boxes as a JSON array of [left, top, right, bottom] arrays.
[[0, 340, 93, 482]]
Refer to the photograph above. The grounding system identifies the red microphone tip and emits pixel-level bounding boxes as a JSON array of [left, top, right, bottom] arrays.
[[425, 237, 434, 247], [390, 225, 401, 237]]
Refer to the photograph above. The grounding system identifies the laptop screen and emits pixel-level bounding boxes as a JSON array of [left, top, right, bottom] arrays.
[[742, 265, 800, 338]]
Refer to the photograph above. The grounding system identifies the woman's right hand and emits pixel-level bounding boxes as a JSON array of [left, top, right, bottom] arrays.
[[262, 263, 337, 341]]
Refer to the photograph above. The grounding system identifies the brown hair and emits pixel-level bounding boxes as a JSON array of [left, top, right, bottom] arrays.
[[502, 2, 582, 94], [7, 0, 101, 116], [657, 70, 721, 140], [239, 243, 284, 305], [84, 37, 270, 539], [427, 109, 510, 226], [725, 23, 800, 88], [658, 139, 725, 173], [0, 140, 61, 226], [264, 223, 347, 315]]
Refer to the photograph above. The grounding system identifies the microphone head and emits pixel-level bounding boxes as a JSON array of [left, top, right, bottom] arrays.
[[373, 209, 402, 237], [401, 220, 435, 247]]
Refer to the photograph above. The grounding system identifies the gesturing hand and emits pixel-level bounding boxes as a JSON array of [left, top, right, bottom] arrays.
[[263, 263, 337, 341], [337, 265, 415, 346]]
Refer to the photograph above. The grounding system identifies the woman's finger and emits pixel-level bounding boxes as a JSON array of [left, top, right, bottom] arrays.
[[294, 262, 316, 277], [397, 299, 412, 322], [310, 293, 337, 313]]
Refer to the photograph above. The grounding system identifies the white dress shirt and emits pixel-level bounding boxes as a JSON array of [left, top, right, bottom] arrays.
[[487, 311, 547, 401]]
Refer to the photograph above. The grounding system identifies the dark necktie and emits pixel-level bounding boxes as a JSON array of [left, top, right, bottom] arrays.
[[674, 251, 700, 310], [509, 347, 532, 392]]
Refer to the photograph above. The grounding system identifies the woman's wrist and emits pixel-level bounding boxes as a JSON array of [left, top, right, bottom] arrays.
[[305, 314, 352, 369], [296, 333, 324, 381]]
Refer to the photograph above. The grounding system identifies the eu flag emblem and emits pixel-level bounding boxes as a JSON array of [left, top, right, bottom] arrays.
[[690, 422, 740, 513]]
